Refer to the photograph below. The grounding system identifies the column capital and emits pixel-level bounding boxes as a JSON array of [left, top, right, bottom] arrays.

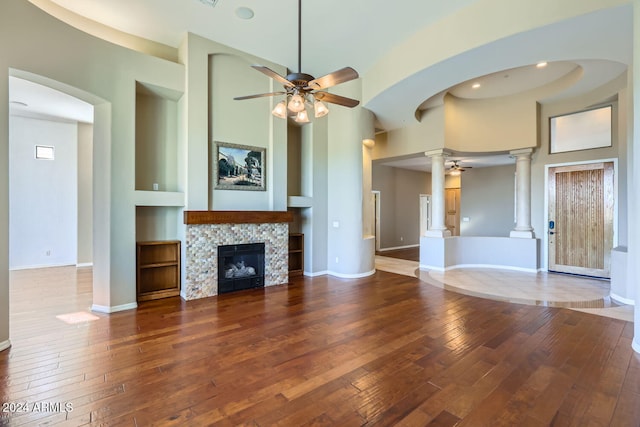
[[424, 149, 452, 158], [509, 148, 534, 158]]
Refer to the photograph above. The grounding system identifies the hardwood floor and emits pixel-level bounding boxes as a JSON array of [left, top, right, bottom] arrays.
[[2, 266, 639, 426]]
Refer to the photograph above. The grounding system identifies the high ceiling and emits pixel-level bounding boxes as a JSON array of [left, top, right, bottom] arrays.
[[43, 0, 481, 78], [12, 0, 633, 170]]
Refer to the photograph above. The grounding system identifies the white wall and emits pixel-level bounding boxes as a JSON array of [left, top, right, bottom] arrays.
[[135, 92, 178, 192], [77, 122, 93, 266], [372, 164, 431, 249], [1, 0, 185, 326], [9, 116, 78, 269], [460, 164, 516, 237], [300, 121, 329, 275], [207, 52, 288, 212], [327, 79, 375, 277]]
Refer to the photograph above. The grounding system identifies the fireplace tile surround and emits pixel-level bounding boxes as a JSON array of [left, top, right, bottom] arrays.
[[183, 211, 291, 300]]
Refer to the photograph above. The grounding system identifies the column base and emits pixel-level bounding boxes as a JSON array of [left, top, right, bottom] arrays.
[[510, 230, 534, 238], [425, 229, 452, 238]]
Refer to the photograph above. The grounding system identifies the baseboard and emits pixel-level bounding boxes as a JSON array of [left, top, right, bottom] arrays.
[[303, 269, 377, 279], [0, 339, 11, 352], [419, 264, 538, 273], [419, 264, 444, 271], [378, 244, 419, 252], [610, 293, 635, 306], [633, 338, 640, 355], [446, 264, 538, 273], [76, 263, 93, 268], [10, 262, 75, 271], [327, 269, 376, 279], [91, 302, 138, 313], [304, 270, 328, 277]]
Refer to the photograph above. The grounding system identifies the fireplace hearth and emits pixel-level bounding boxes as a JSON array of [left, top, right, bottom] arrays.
[[217, 243, 265, 294]]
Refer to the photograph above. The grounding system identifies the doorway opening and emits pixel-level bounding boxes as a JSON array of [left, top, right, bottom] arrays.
[[7, 69, 109, 333], [9, 76, 94, 272]]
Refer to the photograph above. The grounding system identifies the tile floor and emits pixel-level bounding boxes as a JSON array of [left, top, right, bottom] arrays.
[[375, 255, 634, 322]]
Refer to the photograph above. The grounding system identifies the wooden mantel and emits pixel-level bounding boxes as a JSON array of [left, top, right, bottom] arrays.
[[184, 210, 293, 225]]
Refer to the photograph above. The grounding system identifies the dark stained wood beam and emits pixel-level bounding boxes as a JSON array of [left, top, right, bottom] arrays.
[[184, 210, 293, 225]]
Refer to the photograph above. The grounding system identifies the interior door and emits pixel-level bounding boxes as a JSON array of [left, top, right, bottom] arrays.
[[548, 162, 614, 278], [419, 194, 431, 236], [373, 191, 381, 252], [445, 188, 460, 236]]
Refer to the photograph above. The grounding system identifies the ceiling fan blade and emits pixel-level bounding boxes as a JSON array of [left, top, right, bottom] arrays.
[[234, 92, 285, 100], [306, 67, 359, 90], [314, 91, 360, 108], [251, 65, 295, 88]]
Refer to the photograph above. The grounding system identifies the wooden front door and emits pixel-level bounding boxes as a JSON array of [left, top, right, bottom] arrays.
[[548, 162, 614, 278]]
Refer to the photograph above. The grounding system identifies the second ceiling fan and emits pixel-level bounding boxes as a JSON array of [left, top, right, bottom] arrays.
[[234, 0, 360, 123], [448, 160, 472, 174]]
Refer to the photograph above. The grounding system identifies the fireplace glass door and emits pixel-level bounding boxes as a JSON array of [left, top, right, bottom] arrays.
[[218, 243, 265, 294]]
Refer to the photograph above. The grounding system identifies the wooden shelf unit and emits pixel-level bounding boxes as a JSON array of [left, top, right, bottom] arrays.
[[288, 233, 304, 278], [136, 240, 181, 301]]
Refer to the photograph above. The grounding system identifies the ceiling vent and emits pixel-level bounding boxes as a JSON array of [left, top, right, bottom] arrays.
[[198, 0, 219, 7]]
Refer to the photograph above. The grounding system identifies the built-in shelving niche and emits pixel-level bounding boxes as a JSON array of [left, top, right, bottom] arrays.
[[134, 81, 185, 297], [135, 81, 183, 194], [136, 206, 182, 243], [287, 123, 312, 276]]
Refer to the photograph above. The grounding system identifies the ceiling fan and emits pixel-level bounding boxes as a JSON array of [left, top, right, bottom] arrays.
[[448, 160, 472, 174], [234, 0, 360, 123]]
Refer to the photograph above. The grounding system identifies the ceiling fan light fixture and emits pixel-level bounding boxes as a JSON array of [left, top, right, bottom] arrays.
[[272, 100, 287, 119], [233, 0, 360, 124], [450, 169, 461, 176], [313, 99, 329, 118], [288, 93, 306, 112], [294, 109, 310, 123]]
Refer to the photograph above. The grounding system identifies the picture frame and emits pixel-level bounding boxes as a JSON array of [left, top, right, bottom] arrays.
[[549, 105, 612, 154], [213, 141, 266, 191]]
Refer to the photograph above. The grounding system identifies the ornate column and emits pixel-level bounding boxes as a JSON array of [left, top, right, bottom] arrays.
[[425, 149, 451, 237], [510, 148, 534, 238]]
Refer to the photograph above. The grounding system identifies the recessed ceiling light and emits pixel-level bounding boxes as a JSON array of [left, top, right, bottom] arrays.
[[236, 7, 254, 19], [472, 83, 481, 89], [536, 61, 548, 68]]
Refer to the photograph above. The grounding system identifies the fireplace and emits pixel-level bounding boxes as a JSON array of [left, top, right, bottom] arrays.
[[217, 243, 265, 294], [184, 211, 291, 300]]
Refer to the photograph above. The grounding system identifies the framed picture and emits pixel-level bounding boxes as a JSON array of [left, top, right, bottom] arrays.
[[213, 141, 266, 191], [550, 105, 612, 154]]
